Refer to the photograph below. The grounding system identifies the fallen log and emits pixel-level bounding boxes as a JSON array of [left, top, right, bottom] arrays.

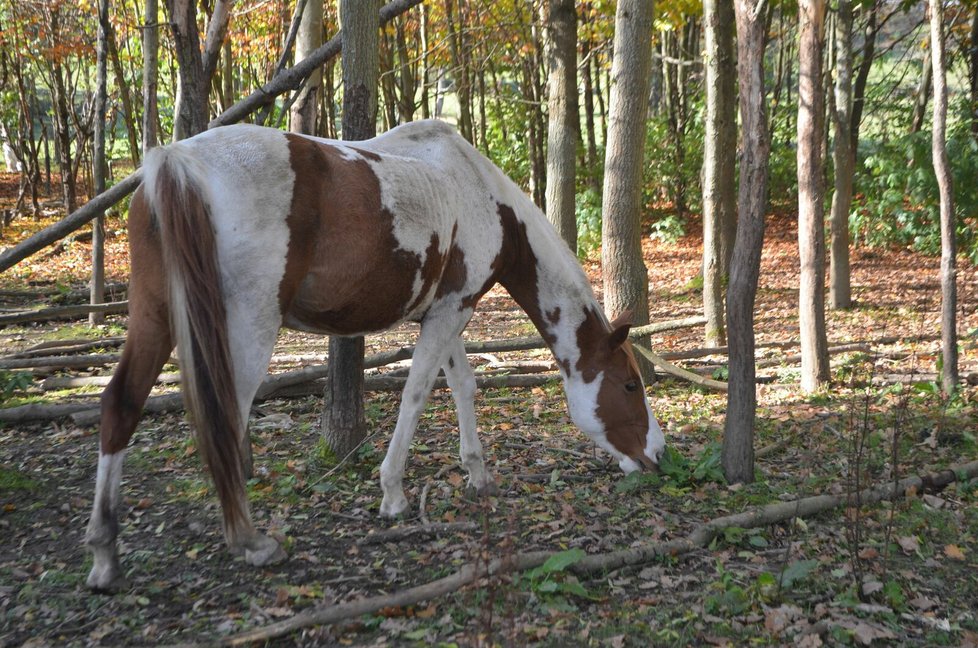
[[64, 372, 559, 426], [41, 372, 181, 391], [221, 459, 978, 646], [0, 301, 128, 327], [632, 343, 728, 391], [5, 336, 125, 359], [0, 353, 121, 371]]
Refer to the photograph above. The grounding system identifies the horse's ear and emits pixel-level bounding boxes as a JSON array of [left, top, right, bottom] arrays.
[[608, 310, 633, 350]]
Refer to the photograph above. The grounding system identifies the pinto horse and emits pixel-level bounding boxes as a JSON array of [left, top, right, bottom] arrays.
[[85, 120, 666, 591]]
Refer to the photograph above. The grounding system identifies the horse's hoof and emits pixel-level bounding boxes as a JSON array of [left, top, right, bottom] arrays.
[[465, 479, 499, 500], [86, 565, 129, 594], [379, 493, 410, 518], [243, 536, 287, 567]]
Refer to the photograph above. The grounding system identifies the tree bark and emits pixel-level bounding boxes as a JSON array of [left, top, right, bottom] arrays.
[[910, 49, 932, 134], [702, 0, 737, 347], [322, 0, 379, 457], [90, 0, 111, 327], [724, 0, 771, 484], [543, 0, 578, 251], [289, 0, 323, 135], [797, 0, 830, 393], [167, 0, 208, 139], [829, 0, 853, 310], [929, 0, 959, 394], [142, 0, 160, 153], [850, 0, 878, 154], [600, 0, 655, 381], [970, 8, 978, 138]]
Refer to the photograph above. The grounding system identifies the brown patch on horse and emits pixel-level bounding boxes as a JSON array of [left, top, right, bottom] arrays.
[[99, 187, 174, 455], [153, 159, 247, 533], [279, 135, 452, 333]]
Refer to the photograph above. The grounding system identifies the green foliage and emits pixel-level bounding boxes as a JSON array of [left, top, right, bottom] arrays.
[[522, 548, 597, 607], [853, 112, 978, 261], [642, 96, 705, 217], [0, 371, 32, 404], [615, 443, 725, 494], [648, 214, 686, 244], [575, 188, 603, 258]]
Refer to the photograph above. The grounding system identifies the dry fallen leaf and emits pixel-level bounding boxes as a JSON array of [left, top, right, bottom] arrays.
[[897, 535, 920, 555], [944, 544, 966, 561]]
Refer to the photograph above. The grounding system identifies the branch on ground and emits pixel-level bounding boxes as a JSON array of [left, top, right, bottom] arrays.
[[221, 460, 978, 646]]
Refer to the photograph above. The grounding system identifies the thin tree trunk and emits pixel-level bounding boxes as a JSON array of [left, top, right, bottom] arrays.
[[797, 0, 830, 393], [323, 0, 378, 457], [90, 0, 111, 327], [581, 27, 599, 189], [544, 0, 578, 251], [724, 0, 771, 484], [290, 0, 323, 135], [830, 0, 853, 309], [601, 0, 655, 381], [850, 0, 878, 154], [910, 50, 932, 134], [107, 30, 140, 166], [970, 8, 978, 138], [167, 0, 208, 138], [929, 0, 958, 394], [142, 0, 159, 153], [702, 0, 736, 347]]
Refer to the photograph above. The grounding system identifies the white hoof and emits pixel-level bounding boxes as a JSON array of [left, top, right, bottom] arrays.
[[379, 491, 409, 518], [242, 534, 287, 566], [87, 546, 128, 593]]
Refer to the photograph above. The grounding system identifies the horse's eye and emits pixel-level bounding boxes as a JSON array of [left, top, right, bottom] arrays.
[[624, 381, 639, 393]]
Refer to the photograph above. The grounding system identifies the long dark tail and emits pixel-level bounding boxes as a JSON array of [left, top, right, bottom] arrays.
[[146, 148, 246, 533]]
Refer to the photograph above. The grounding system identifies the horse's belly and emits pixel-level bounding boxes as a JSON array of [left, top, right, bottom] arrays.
[[284, 272, 434, 335]]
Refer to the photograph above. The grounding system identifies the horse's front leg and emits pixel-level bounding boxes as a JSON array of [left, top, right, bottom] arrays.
[[378, 310, 468, 517], [86, 309, 173, 592], [442, 337, 495, 496]]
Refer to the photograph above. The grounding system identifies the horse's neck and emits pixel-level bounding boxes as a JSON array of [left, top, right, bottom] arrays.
[[497, 203, 606, 378]]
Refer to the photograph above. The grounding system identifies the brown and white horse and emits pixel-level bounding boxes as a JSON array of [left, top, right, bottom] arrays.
[[85, 120, 666, 591]]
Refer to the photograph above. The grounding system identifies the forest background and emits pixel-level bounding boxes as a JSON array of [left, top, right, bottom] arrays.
[[2, 0, 978, 646]]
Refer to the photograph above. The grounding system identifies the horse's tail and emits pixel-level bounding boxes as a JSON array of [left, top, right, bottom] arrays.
[[143, 146, 246, 533]]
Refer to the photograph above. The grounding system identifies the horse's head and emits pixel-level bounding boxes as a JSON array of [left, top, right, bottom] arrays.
[[565, 311, 666, 474]]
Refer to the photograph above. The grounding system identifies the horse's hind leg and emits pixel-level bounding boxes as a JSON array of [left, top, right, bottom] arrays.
[[442, 337, 495, 496], [86, 295, 173, 592]]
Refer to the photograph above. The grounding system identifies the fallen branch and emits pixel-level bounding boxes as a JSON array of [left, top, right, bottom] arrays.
[[63, 373, 558, 426], [0, 301, 129, 327], [221, 459, 978, 646], [0, 353, 121, 371], [41, 372, 180, 391], [628, 316, 706, 338], [632, 344, 728, 391], [5, 336, 125, 359]]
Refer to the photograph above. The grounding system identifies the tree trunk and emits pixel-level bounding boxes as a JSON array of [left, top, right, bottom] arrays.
[[91, 0, 110, 327], [830, 0, 853, 309], [600, 0, 655, 381], [323, 0, 378, 457], [167, 0, 208, 139], [702, 0, 737, 347], [723, 0, 771, 485], [970, 8, 978, 138], [797, 0, 830, 393], [107, 30, 140, 166], [850, 0, 878, 154], [929, 0, 958, 394], [142, 0, 160, 153], [544, 0, 578, 251], [290, 0, 323, 135], [911, 50, 932, 134]]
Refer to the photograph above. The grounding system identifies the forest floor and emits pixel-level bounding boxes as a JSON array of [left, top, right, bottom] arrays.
[[1, 170, 977, 647]]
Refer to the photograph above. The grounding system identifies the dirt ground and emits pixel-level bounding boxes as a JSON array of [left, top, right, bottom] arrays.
[[2, 180, 978, 646]]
